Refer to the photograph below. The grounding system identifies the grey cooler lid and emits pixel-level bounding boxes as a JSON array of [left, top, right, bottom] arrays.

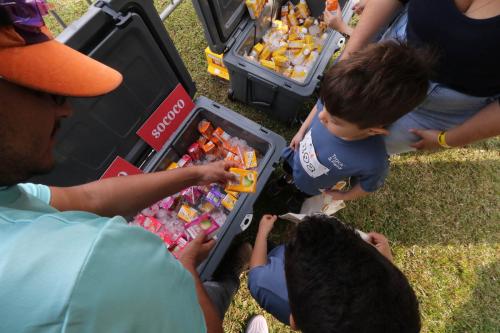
[[31, 0, 196, 186], [191, 0, 248, 54]]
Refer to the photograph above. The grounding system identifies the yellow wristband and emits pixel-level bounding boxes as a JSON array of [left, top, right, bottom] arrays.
[[438, 131, 452, 148]]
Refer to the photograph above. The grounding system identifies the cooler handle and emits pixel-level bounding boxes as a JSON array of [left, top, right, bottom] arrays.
[[252, 101, 272, 107], [240, 214, 253, 232], [248, 73, 278, 108]]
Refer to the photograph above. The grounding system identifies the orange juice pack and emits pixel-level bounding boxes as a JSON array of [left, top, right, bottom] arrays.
[[198, 119, 214, 138], [213, 127, 231, 142], [326, 0, 339, 12]]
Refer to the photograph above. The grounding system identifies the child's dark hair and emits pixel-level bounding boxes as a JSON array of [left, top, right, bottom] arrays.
[[285, 215, 421, 333], [320, 41, 434, 129]]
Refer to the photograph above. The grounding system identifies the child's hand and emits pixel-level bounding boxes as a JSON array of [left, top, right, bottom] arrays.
[[352, 0, 368, 15], [258, 215, 278, 236], [290, 130, 305, 150], [367, 232, 393, 262], [324, 8, 353, 36], [324, 9, 344, 31]]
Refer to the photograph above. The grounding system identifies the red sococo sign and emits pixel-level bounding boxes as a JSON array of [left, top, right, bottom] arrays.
[[136, 83, 195, 151], [101, 156, 143, 179], [101, 84, 194, 179]]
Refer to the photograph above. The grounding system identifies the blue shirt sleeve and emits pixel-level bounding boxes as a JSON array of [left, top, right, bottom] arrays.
[[17, 183, 51, 205], [247, 246, 291, 325], [357, 161, 389, 192]]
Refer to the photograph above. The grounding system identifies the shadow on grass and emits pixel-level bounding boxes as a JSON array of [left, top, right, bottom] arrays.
[[443, 260, 500, 333]]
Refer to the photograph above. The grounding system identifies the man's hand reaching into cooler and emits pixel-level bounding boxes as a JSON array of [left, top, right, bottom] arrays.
[[196, 160, 238, 185], [179, 234, 216, 271]]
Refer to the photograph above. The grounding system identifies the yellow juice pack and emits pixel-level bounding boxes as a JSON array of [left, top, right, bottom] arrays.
[[260, 59, 276, 71], [205, 47, 229, 81], [252, 42, 264, 56], [226, 168, 258, 193], [221, 193, 237, 211], [178, 204, 199, 223], [166, 162, 179, 171], [225, 189, 240, 198], [273, 55, 289, 67], [244, 149, 258, 169]]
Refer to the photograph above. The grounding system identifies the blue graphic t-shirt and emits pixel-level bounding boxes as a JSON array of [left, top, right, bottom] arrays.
[[282, 100, 389, 196]]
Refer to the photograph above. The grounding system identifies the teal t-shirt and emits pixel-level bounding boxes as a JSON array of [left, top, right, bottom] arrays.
[[0, 184, 206, 333]]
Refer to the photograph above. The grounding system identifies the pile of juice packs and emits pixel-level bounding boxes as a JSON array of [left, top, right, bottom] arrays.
[[131, 119, 260, 258], [245, 0, 268, 19], [244, 0, 329, 82]]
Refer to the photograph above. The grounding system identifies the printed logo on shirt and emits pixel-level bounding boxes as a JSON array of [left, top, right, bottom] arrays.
[[328, 154, 344, 170], [299, 130, 330, 178]]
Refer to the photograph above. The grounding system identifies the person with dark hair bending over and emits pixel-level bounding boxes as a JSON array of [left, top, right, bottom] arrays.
[[340, 0, 500, 154], [245, 215, 421, 333]]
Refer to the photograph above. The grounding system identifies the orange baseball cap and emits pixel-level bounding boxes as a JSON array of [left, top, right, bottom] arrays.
[[0, 1, 122, 97]]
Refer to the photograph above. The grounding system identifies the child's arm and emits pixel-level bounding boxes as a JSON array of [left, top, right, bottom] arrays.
[[324, 7, 354, 36], [250, 215, 278, 269], [326, 183, 370, 201], [290, 104, 318, 150]]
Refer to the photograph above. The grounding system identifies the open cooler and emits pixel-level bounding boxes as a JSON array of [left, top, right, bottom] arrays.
[[30, 0, 286, 280], [192, 0, 354, 122]]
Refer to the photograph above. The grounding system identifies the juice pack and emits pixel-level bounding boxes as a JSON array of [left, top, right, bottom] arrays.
[[226, 168, 258, 193]]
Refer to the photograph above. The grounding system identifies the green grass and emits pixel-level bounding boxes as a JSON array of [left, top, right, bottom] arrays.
[[48, 1, 499, 332]]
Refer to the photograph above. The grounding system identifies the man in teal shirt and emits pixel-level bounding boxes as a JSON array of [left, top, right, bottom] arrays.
[[0, 3, 243, 332]]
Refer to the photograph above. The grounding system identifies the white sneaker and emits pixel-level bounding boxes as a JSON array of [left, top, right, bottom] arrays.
[[245, 315, 269, 333]]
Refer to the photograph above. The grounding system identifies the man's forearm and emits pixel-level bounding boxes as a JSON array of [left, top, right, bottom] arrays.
[[51, 166, 203, 216], [184, 265, 224, 333], [446, 101, 500, 147], [341, 0, 402, 59]]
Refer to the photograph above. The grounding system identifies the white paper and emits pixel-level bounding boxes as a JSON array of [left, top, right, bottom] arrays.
[[300, 193, 346, 215], [279, 193, 346, 224], [278, 212, 307, 224], [299, 130, 330, 178]]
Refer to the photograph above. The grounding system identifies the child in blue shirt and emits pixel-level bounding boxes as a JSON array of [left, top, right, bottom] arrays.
[[247, 214, 421, 332], [280, 41, 433, 201]]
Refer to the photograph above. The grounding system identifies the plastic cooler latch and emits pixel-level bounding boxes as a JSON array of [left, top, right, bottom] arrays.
[[95, 0, 132, 26], [224, 20, 246, 52], [240, 214, 253, 232]]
